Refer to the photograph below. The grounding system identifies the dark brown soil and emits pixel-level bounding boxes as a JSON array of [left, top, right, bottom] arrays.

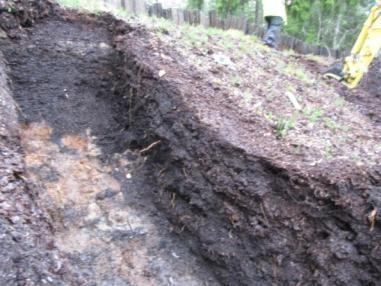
[[0, 1, 380, 285], [294, 54, 381, 126], [341, 60, 381, 125], [0, 47, 73, 286]]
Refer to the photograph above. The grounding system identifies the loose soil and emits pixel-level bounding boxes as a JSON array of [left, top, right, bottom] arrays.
[[294, 54, 381, 126], [341, 59, 381, 125], [0, 1, 380, 286]]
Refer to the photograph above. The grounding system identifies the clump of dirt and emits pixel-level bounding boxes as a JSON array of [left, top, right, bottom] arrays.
[[1, 1, 381, 285], [0, 0, 57, 38]]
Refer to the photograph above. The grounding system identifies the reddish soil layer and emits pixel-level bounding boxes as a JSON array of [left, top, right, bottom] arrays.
[[0, 1, 380, 285]]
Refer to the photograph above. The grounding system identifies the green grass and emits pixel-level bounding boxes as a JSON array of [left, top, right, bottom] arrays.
[[182, 25, 209, 47], [304, 107, 324, 123], [242, 90, 253, 105], [57, 0, 104, 11], [275, 115, 297, 138], [230, 75, 242, 87], [284, 63, 314, 84], [323, 117, 349, 132], [323, 145, 333, 159], [57, 0, 132, 18]]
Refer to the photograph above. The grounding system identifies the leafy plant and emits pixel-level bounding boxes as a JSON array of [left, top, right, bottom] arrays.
[[323, 117, 347, 132], [304, 107, 324, 123], [231, 75, 242, 87], [284, 64, 314, 84], [275, 116, 297, 138], [264, 112, 274, 123], [242, 90, 253, 105]]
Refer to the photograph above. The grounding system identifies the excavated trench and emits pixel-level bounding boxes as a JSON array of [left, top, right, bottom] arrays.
[[0, 7, 219, 286], [1, 1, 381, 285]]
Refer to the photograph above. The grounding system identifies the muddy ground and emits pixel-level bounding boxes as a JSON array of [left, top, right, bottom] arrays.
[[295, 54, 381, 126], [0, 1, 380, 285], [342, 60, 381, 125]]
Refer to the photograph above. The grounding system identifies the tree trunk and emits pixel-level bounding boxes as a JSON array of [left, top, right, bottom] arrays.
[[255, 0, 263, 28]]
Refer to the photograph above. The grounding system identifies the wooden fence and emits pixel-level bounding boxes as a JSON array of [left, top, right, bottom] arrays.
[[106, 0, 340, 58]]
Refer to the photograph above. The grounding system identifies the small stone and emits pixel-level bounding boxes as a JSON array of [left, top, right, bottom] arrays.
[[2, 183, 16, 193], [158, 70, 166, 77], [0, 28, 7, 39], [99, 42, 111, 49], [171, 252, 180, 259], [11, 215, 22, 224], [126, 173, 132, 179]]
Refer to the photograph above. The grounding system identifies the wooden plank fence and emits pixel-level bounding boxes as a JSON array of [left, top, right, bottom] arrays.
[[112, 0, 340, 58]]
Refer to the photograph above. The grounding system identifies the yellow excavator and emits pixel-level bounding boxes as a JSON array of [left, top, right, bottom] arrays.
[[324, 3, 381, 88]]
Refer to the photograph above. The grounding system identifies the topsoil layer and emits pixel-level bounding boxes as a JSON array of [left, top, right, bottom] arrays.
[[0, 1, 380, 285]]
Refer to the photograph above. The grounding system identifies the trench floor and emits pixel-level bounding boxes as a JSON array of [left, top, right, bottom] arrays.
[[1, 19, 219, 285]]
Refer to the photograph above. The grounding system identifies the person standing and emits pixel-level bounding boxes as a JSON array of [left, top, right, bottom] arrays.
[[262, 0, 292, 48]]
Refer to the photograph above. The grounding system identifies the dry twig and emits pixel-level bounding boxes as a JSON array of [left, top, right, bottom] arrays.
[[368, 208, 377, 231], [139, 140, 161, 154]]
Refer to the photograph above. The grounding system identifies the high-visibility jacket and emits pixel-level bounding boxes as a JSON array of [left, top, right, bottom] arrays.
[[262, 0, 287, 23]]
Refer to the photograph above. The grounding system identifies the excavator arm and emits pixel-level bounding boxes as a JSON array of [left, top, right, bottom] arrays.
[[325, 4, 381, 89]]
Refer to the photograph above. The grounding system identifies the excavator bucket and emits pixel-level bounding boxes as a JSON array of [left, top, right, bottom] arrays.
[[324, 4, 381, 89], [324, 62, 345, 82]]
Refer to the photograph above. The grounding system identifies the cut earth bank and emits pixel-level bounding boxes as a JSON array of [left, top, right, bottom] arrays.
[[0, 1, 380, 285]]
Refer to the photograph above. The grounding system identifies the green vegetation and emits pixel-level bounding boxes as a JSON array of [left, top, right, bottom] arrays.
[[304, 107, 324, 123], [242, 90, 253, 105], [323, 117, 350, 132], [188, 0, 255, 18], [57, 0, 132, 18], [231, 75, 242, 87], [57, 0, 104, 11], [275, 115, 297, 138], [284, 64, 314, 84], [264, 112, 274, 124], [188, 0, 205, 10], [323, 145, 333, 159], [286, 0, 370, 52]]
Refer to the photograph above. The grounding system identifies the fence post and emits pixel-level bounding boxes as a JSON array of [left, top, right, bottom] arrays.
[[171, 8, 178, 24], [155, 3, 164, 17], [125, 0, 135, 14], [200, 11, 209, 28], [175, 9, 184, 25], [209, 10, 216, 28], [135, 0, 146, 14]]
